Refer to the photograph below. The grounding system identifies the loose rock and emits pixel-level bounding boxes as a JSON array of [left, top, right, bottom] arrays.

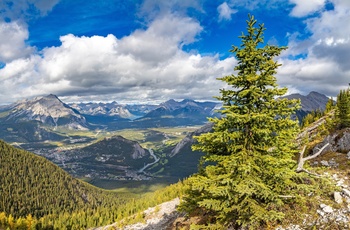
[[334, 191, 343, 204], [320, 204, 333, 213]]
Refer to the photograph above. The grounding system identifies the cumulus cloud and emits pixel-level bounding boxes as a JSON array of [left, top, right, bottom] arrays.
[[217, 2, 237, 21], [278, 0, 350, 96], [0, 21, 33, 62], [0, 14, 237, 104], [289, 0, 326, 17]]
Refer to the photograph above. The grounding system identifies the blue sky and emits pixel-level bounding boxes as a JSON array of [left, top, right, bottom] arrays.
[[0, 0, 349, 104]]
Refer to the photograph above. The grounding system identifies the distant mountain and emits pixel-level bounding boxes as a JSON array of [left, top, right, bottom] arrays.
[[282, 91, 330, 121], [159, 99, 219, 114], [137, 99, 220, 125], [70, 101, 135, 119], [3, 94, 88, 130], [283, 91, 330, 112], [124, 104, 158, 117], [0, 139, 123, 219]]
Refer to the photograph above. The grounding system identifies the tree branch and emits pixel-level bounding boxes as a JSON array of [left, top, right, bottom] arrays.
[[296, 143, 330, 175]]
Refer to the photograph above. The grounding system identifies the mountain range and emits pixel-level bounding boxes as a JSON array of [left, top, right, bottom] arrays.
[[0, 94, 221, 143], [0, 91, 329, 132], [0, 91, 331, 153]]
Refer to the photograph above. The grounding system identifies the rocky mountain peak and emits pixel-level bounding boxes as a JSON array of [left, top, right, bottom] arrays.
[[283, 91, 330, 112], [6, 94, 88, 129]]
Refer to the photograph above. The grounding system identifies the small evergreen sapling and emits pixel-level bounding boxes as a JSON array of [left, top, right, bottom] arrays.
[[180, 15, 313, 228]]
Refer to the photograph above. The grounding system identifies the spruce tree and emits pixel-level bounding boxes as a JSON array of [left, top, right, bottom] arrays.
[[180, 15, 309, 228], [336, 89, 350, 128], [325, 97, 335, 113]]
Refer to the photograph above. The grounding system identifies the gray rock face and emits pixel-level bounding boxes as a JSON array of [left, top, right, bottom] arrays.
[[132, 143, 148, 159], [315, 128, 350, 154], [170, 123, 214, 157]]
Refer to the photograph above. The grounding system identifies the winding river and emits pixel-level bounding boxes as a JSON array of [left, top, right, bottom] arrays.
[[138, 148, 160, 173]]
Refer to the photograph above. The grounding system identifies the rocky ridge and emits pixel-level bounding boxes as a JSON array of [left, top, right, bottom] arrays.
[[70, 101, 134, 118], [93, 198, 182, 230], [283, 91, 330, 112]]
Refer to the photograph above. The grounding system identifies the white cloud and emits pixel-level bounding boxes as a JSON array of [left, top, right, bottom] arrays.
[[119, 15, 203, 64], [289, 0, 326, 17], [278, 0, 350, 96], [217, 2, 237, 21], [0, 21, 33, 62], [0, 14, 237, 104]]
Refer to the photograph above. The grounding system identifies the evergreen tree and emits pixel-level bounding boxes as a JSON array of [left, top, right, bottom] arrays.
[[180, 15, 311, 228], [336, 89, 350, 128], [325, 97, 335, 113]]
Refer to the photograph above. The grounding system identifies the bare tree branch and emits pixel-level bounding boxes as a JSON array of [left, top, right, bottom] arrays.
[[296, 143, 330, 174]]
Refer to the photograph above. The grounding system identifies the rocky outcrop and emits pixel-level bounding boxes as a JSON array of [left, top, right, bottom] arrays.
[[314, 128, 350, 154], [93, 198, 183, 230], [170, 123, 213, 157], [132, 143, 148, 159]]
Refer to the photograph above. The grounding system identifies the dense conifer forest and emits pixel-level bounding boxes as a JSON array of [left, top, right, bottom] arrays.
[[0, 139, 184, 229]]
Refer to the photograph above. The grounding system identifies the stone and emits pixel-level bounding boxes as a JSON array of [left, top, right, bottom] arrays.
[[320, 204, 333, 213], [337, 181, 344, 187], [334, 192, 343, 204], [343, 188, 350, 198], [317, 209, 325, 216], [328, 159, 339, 167], [320, 160, 329, 167]]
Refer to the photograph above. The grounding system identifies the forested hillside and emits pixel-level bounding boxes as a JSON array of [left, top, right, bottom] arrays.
[[0, 139, 128, 218], [0, 139, 184, 229]]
